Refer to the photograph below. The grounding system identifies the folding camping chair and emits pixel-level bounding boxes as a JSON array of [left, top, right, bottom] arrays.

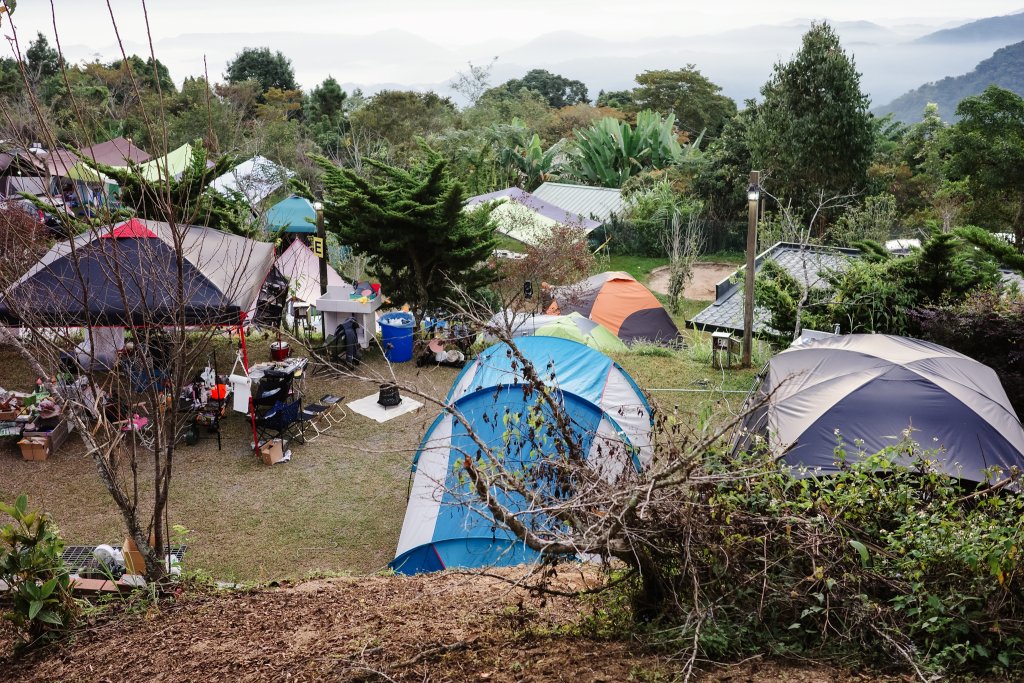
[[299, 394, 345, 441], [255, 398, 305, 448], [252, 370, 294, 417]]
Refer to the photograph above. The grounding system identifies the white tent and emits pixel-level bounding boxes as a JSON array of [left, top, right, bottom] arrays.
[[276, 239, 346, 307], [209, 155, 293, 207]]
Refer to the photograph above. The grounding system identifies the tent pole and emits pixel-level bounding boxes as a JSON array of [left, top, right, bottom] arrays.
[[238, 312, 259, 456]]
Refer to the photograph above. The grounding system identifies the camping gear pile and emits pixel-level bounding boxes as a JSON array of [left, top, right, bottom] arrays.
[[0, 386, 68, 460], [391, 336, 652, 575]]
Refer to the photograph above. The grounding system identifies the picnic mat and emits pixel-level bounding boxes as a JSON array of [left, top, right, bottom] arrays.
[[346, 393, 424, 423]]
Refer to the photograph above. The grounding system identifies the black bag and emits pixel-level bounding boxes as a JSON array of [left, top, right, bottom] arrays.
[[377, 383, 401, 407], [340, 318, 360, 363]]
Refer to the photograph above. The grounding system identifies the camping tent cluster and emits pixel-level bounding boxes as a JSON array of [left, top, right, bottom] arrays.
[[391, 336, 652, 575], [483, 272, 678, 350], [546, 271, 680, 345], [485, 311, 627, 353], [1, 136, 296, 227]]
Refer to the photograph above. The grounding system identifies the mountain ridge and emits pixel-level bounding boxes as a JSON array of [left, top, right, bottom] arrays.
[[876, 40, 1024, 122]]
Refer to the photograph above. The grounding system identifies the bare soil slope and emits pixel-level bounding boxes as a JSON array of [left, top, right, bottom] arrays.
[[648, 263, 737, 301], [1, 571, 884, 682]]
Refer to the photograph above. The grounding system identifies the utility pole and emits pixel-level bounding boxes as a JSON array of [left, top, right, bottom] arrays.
[[742, 170, 761, 368], [313, 201, 327, 339]]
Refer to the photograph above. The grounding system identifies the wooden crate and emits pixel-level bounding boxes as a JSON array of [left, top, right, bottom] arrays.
[[23, 416, 71, 453]]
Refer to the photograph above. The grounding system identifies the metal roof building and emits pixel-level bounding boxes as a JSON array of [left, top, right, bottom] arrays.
[[532, 182, 624, 222], [688, 242, 859, 335]]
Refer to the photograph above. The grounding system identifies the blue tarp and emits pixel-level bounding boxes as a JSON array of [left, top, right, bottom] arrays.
[[266, 195, 316, 233]]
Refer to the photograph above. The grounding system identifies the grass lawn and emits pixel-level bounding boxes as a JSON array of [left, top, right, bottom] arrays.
[[598, 254, 667, 283], [701, 250, 745, 265], [0, 319, 764, 583]]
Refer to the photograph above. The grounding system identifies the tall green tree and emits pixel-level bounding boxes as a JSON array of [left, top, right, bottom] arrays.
[[348, 90, 457, 162], [946, 85, 1024, 247], [595, 89, 635, 111], [225, 47, 298, 93], [25, 32, 59, 87], [496, 69, 588, 108], [305, 76, 348, 156], [690, 102, 758, 221], [751, 22, 873, 218], [314, 149, 497, 315], [632, 66, 736, 141], [308, 76, 347, 127]]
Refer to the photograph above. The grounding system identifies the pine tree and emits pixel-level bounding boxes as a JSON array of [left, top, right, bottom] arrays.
[[314, 149, 497, 315], [751, 22, 873, 217]]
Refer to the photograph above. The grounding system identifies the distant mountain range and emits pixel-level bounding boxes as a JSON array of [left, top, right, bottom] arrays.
[[915, 10, 1024, 44], [876, 40, 1024, 122], [59, 12, 1024, 111]]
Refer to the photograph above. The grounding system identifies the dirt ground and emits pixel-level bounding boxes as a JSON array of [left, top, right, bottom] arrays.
[[648, 263, 738, 301], [0, 570, 889, 683]]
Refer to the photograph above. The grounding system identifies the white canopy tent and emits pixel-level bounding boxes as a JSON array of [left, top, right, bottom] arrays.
[[209, 155, 293, 208], [275, 239, 346, 307]]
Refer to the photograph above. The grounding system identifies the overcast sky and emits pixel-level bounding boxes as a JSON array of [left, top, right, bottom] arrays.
[[9, 1, 1019, 47], [3, 1, 1021, 101]]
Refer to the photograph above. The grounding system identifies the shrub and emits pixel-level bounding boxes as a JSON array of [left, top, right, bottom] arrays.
[[650, 437, 1024, 675], [911, 288, 1024, 415], [0, 495, 79, 648]]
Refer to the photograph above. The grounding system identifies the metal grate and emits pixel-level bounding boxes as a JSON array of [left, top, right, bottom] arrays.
[[62, 544, 187, 569]]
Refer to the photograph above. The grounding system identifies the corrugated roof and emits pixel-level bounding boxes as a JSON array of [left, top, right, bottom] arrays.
[[688, 242, 858, 335], [532, 182, 624, 222], [80, 137, 151, 166], [464, 187, 601, 245]]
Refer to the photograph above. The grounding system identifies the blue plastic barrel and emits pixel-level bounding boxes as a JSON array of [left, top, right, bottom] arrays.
[[379, 312, 415, 362]]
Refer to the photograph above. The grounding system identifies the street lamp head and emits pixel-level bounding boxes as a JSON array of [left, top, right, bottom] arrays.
[[312, 201, 324, 212], [747, 184, 760, 202]]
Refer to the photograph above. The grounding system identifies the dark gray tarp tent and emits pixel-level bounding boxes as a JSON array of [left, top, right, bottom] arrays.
[[735, 334, 1024, 483], [0, 218, 277, 327]]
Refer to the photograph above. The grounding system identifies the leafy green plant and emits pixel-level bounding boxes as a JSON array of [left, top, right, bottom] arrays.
[[0, 495, 79, 647], [568, 111, 701, 188], [499, 132, 563, 190]]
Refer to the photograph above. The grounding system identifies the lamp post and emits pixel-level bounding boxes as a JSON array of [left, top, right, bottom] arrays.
[[313, 201, 327, 338], [741, 170, 761, 368]]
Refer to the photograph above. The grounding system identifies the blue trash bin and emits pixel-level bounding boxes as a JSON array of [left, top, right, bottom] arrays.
[[379, 312, 415, 363]]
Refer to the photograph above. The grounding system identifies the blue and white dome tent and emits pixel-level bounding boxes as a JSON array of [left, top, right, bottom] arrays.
[[391, 337, 654, 575]]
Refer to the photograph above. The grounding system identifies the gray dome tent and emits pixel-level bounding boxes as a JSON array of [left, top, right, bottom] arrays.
[[735, 334, 1024, 483]]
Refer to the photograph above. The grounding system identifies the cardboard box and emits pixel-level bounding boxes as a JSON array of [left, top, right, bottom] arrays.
[[260, 438, 285, 465], [0, 408, 20, 421], [122, 537, 146, 576], [17, 437, 51, 462]]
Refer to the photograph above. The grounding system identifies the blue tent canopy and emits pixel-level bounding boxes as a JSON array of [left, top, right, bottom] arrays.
[[265, 195, 316, 233], [391, 337, 654, 576], [391, 385, 631, 575]]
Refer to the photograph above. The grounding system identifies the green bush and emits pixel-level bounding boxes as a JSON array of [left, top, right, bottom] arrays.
[[0, 494, 79, 648], [666, 438, 1024, 675]]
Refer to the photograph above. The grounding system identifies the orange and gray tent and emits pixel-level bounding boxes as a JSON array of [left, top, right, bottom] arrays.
[[546, 271, 679, 345], [734, 334, 1024, 484]]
